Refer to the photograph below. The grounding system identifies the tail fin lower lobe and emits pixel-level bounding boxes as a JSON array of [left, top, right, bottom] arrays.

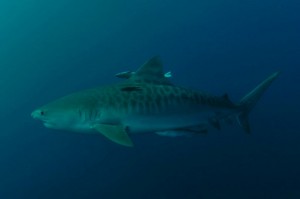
[[237, 72, 280, 133]]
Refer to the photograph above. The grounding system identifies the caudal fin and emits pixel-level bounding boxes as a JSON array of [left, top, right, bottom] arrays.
[[237, 72, 280, 133]]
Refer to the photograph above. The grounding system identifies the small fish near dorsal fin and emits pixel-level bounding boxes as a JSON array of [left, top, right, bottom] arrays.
[[128, 56, 173, 85]]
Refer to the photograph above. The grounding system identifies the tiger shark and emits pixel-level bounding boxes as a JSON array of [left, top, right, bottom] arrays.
[[31, 56, 279, 147]]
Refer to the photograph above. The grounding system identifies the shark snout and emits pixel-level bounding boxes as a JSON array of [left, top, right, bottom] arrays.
[[31, 109, 53, 127], [31, 109, 44, 120]]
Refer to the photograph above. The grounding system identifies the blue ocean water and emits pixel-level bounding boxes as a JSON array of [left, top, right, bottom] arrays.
[[0, 0, 299, 198]]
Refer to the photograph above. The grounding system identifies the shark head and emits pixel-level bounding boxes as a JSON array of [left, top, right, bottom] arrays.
[[31, 107, 75, 130], [31, 105, 79, 131], [31, 93, 97, 132]]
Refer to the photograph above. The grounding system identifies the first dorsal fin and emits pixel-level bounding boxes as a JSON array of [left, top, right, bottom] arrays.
[[128, 56, 173, 85], [136, 56, 164, 76]]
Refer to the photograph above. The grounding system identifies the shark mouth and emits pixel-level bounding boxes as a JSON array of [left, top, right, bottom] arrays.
[[43, 122, 53, 128], [39, 119, 55, 128]]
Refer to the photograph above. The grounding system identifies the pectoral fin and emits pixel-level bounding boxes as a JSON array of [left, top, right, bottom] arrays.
[[94, 124, 133, 147]]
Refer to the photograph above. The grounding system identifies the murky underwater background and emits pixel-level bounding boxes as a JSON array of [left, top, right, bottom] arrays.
[[0, 0, 299, 198]]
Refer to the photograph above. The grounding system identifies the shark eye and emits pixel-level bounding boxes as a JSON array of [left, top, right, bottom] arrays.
[[40, 110, 45, 116]]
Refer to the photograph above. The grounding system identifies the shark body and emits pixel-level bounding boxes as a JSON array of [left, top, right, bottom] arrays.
[[31, 57, 279, 146]]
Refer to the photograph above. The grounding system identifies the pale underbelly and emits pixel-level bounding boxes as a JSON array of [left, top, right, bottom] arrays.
[[122, 112, 209, 134]]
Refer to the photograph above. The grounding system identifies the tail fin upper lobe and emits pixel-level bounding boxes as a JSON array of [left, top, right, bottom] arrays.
[[237, 72, 280, 133]]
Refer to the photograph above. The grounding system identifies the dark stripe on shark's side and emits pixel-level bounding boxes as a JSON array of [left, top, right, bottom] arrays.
[[114, 84, 235, 116]]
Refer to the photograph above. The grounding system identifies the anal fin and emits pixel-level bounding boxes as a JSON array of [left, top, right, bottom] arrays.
[[94, 124, 133, 147]]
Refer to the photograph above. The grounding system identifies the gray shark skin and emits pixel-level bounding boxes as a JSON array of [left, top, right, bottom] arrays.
[[31, 56, 280, 147]]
